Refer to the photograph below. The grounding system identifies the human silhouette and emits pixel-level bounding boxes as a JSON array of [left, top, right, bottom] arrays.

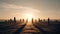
[[38, 18, 40, 22], [48, 18, 50, 25], [20, 19, 21, 22], [10, 19, 12, 22], [32, 18, 33, 23], [14, 17, 16, 22], [35, 19, 37, 23], [23, 19, 24, 22]]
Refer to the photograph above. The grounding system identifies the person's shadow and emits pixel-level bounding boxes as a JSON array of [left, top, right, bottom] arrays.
[[12, 22, 27, 34]]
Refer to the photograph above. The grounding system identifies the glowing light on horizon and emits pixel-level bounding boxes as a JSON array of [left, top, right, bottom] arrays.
[[24, 14, 33, 22]]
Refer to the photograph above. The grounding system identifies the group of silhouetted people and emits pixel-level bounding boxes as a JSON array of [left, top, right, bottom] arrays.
[[1, 17, 60, 34]]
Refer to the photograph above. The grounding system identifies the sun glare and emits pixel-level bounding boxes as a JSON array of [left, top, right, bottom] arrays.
[[25, 14, 33, 22]]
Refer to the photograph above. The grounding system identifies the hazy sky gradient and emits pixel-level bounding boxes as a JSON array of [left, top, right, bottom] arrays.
[[0, 0, 60, 19]]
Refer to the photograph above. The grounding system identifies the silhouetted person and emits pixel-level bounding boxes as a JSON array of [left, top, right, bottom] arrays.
[[43, 19, 45, 22], [54, 20, 58, 23], [14, 17, 16, 22], [32, 18, 33, 23], [23, 19, 24, 22], [48, 18, 50, 25], [20, 19, 21, 22], [40, 19, 42, 22], [35, 19, 37, 23], [10, 19, 12, 22], [5, 20, 7, 22], [38, 18, 40, 22]]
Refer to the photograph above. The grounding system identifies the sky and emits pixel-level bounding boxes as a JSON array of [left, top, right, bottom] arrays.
[[0, 0, 60, 19]]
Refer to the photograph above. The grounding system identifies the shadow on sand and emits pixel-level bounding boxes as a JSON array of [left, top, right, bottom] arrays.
[[32, 22, 51, 34], [12, 23, 27, 34]]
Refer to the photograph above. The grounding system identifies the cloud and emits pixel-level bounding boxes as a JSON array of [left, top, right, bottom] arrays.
[[0, 0, 60, 19], [0, 3, 40, 10], [0, 3, 40, 17]]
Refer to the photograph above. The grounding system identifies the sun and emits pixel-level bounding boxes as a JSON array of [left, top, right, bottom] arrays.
[[25, 14, 33, 22]]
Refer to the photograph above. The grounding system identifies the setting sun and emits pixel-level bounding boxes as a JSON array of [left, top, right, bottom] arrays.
[[25, 14, 33, 22]]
